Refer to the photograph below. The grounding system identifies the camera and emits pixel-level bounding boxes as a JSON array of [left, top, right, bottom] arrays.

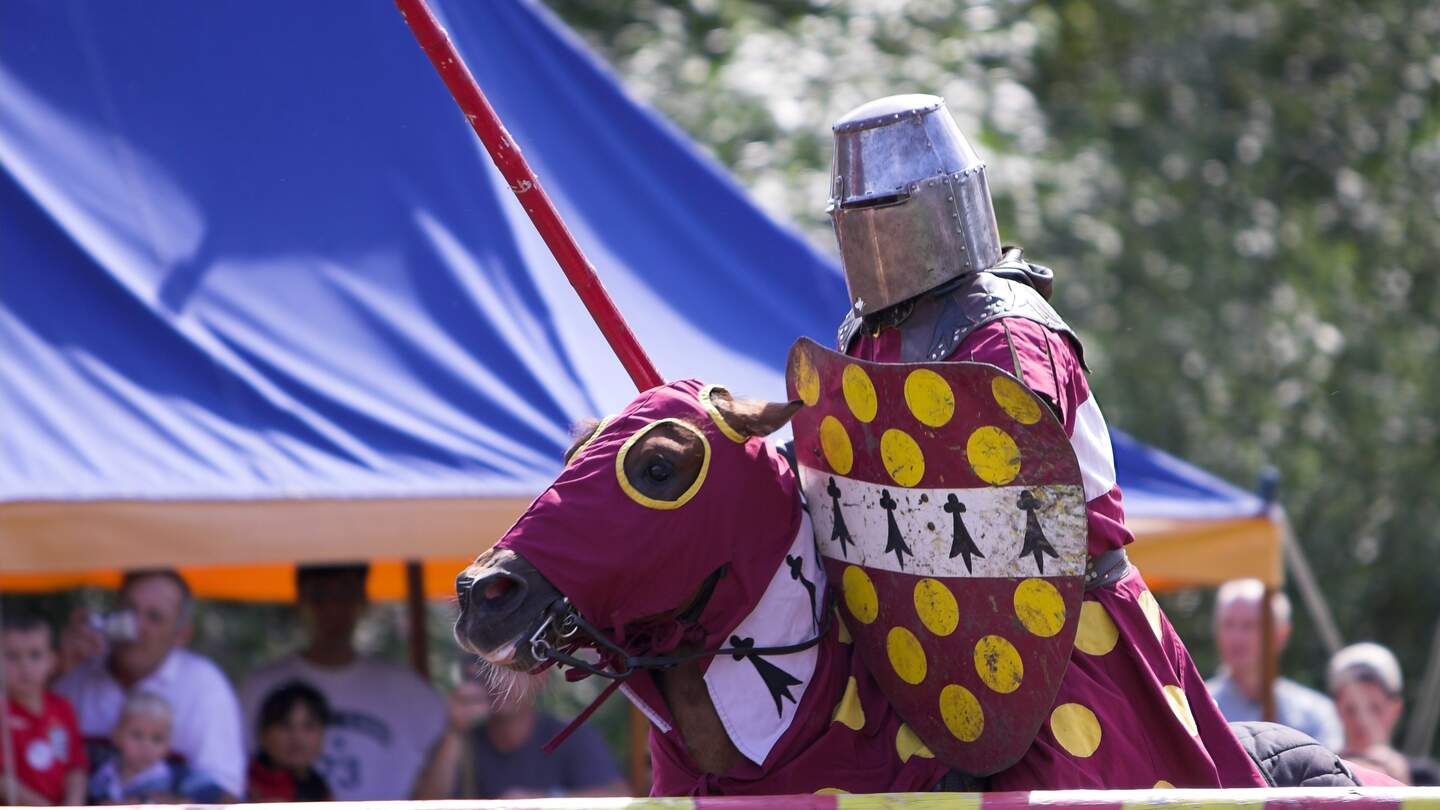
[[88, 610, 138, 642]]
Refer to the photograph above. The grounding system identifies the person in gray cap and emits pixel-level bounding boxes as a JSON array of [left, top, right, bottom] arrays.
[[827, 94, 1266, 790], [1329, 642, 1440, 785]]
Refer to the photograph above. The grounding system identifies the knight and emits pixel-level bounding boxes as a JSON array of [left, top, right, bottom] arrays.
[[826, 94, 1266, 789]]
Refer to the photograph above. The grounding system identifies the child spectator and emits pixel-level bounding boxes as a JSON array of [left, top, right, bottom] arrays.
[[87, 691, 225, 804], [246, 682, 332, 801], [2, 612, 87, 805]]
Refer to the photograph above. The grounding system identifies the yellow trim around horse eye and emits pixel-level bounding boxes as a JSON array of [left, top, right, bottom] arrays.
[[699, 384, 748, 444], [564, 416, 612, 468], [614, 418, 711, 510]]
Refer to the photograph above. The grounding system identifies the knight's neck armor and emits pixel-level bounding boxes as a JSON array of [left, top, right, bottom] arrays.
[[837, 247, 1086, 370]]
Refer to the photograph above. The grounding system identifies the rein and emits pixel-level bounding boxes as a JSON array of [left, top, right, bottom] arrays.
[[529, 591, 833, 680]]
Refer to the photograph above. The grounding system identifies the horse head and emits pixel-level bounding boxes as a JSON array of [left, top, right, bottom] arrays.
[[455, 380, 804, 770]]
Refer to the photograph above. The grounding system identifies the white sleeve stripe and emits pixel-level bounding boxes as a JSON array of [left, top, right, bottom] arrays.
[[1071, 395, 1117, 501]]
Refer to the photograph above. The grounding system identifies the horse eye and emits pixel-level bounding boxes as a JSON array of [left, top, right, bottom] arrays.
[[645, 458, 673, 482]]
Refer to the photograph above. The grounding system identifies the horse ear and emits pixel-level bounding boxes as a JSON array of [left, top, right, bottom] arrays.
[[707, 387, 803, 438]]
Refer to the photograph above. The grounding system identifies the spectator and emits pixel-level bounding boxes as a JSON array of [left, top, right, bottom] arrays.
[[246, 681, 332, 801], [1205, 579, 1342, 750], [1, 612, 87, 805], [54, 570, 244, 798], [413, 669, 626, 800], [1328, 642, 1440, 785], [239, 563, 445, 800], [87, 691, 224, 804]]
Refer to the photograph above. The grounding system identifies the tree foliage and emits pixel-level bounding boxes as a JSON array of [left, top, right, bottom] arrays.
[[545, 0, 1440, 746]]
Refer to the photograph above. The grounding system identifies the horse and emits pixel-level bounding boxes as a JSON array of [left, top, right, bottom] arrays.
[[452, 378, 1364, 795]]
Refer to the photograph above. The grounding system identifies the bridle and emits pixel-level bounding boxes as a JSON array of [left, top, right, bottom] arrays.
[[527, 580, 833, 680]]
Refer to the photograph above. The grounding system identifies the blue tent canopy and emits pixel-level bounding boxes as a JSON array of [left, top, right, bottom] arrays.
[[0, 0, 1277, 595]]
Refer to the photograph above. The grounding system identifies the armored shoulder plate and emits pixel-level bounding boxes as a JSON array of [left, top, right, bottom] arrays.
[[836, 249, 1086, 369]]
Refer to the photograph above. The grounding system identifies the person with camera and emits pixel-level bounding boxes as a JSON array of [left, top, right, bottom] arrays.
[[54, 569, 245, 799]]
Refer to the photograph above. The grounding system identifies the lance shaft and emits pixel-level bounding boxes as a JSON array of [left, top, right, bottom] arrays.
[[395, 0, 664, 391]]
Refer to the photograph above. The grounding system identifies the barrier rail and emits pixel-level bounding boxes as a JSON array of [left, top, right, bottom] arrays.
[[86, 789, 1440, 809]]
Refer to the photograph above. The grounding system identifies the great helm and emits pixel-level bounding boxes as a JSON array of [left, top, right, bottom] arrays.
[[828, 94, 1002, 313]]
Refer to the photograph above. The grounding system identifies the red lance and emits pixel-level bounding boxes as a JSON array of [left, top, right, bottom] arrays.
[[394, 0, 664, 392]]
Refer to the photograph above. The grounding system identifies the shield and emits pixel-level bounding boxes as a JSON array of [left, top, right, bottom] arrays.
[[786, 337, 1087, 775]]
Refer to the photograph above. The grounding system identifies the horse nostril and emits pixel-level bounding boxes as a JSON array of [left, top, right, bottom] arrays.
[[469, 572, 525, 614], [483, 577, 516, 601]]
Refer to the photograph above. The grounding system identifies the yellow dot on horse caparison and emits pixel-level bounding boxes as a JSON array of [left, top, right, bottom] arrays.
[[880, 429, 925, 487], [819, 415, 854, 475], [973, 634, 1024, 694], [895, 723, 934, 763], [1163, 684, 1199, 736], [1074, 601, 1119, 656], [1014, 578, 1067, 638], [904, 368, 955, 428], [913, 578, 959, 637], [1138, 590, 1164, 642], [814, 787, 849, 795], [1153, 780, 1176, 789], [842, 565, 878, 625], [991, 376, 1042, 425], [831, 676, 865, 731], [939, 684, 985, 743], [792, 348, 820, 407], [966, 426, 1021, 485], [887, 626, 927, 685], [1050, 703, 1102, 758], [842, 364, 878, 423]]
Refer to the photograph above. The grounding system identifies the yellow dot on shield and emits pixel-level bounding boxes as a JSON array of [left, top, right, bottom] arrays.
[[1139, 590, 1164, 641], [793, 349, 820, 407], [842, 364, 878, 423], [880, 429, 925, 487], [1154, 780, 1175, 789], [939, 684, 984, 742], [1163, 684, 1199, 736], [831, 676, 865, 731], [842, 565, 878, 625], [887, 626, 927, 685], [1013, 578, 1067, 638], [1050, 703, 1102, 758], [895, 723, 934, 763], [904, 368, 955, 427], [991, 376, 1042, 425], [1074, 601, 1119, 656], [966, 426, 1021, 485], [913, 579, 958, 637], [973, 634, 1024, 694], [835, 610, 853, 644], [819, 415, 854, 475]]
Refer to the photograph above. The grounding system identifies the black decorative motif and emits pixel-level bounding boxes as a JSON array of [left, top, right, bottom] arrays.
[[1016, 489, 1059, 573], [786, 554, 818, 621], [826, 477, 854, 557], [944, 493, 984, 573], [730, 636, 803, 717], [878, 489, 912, 570]]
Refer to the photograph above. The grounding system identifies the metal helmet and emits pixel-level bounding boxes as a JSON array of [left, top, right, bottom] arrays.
[[828, 94, 1002, 313]]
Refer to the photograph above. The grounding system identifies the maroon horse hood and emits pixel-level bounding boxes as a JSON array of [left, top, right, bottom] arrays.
[[496, 379, 801, 662]]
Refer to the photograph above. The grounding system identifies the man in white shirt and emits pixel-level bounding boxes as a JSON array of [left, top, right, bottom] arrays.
[[55, 570, 245, 798], [239, 564, 445, 801], [1205, 579, 1342, 750]]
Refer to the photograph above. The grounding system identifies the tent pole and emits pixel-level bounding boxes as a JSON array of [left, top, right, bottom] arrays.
[[1404, 617, 1440, 756], [0, 593, 17, 806], [1276, 510, 1343, 654], [1261, 587, 1278, 723], [406, 561, 430, 679]]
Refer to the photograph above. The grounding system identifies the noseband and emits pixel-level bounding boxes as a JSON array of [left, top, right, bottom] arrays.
[[528, 589, 833, 680]]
